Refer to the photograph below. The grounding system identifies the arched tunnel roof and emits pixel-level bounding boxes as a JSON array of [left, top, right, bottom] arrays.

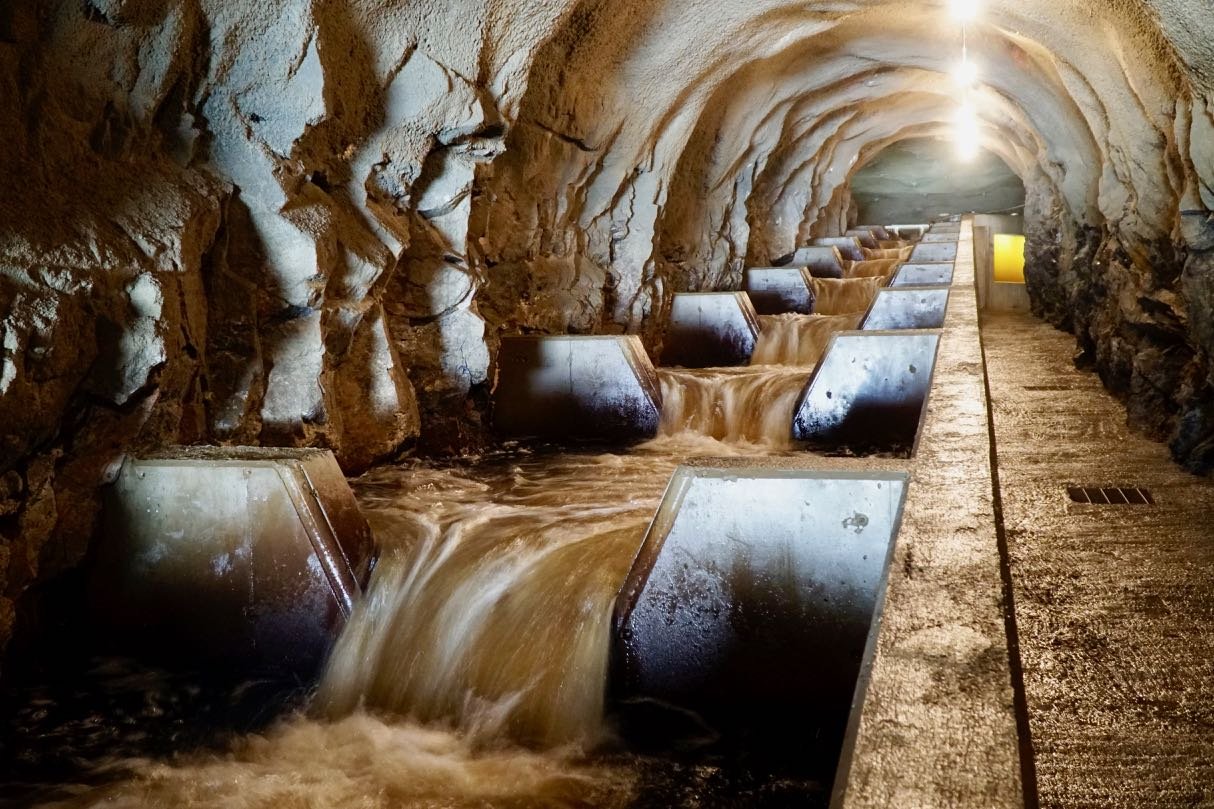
[[1, 0, 1210, 451]]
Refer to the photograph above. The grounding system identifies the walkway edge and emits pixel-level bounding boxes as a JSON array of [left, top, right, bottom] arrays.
[[977, 309, 1042, 809], [833, 220, 1025, 808]]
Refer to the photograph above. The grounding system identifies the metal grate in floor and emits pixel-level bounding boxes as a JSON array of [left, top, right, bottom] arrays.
[[1066, 486, 1155, 505]]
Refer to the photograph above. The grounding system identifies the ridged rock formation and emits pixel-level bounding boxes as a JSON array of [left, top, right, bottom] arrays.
[[0, 0, 1212, 654]]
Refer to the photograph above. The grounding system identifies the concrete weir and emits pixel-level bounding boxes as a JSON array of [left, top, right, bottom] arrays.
[[813, 236, 866, 261], [891, 262, 956, 287], [911, 241, 959, 262], [861, 287, 950, 330], [744, 266, 817, 313], [845, 229, 880, 248], [661, 292, 760, 367], [494, 335, 662, 441], [793, 330, 941, 453], [613, 460, 909, 771], [887, 224, 929, 240], [773, 245, 847, 277], [856, 225, 893, 241], [89, 447, 375, 672], [921, 232, 957, 243]]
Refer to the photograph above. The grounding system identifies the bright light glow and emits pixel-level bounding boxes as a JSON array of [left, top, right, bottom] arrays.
[[952, 57, 979, 87], [953, 103, 981, 161], [949, 0, 980, 22]]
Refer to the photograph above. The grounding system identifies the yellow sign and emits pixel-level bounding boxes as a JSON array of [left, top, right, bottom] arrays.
[[993, 234, 1026, 284]]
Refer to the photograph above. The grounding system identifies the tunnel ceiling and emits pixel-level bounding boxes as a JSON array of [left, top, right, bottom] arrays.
[[849, 138, 1026, 225], [1, 0, 1213, 646]]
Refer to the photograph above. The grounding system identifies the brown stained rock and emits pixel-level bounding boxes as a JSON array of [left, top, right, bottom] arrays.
[[1024, 222, 1214, 472], [330, 306, 421, 471]]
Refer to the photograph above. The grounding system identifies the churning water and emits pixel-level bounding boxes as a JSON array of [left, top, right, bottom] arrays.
[[316, 451, 673, 748], [657, 366, 810, 446], [10, 302, 870, 808], [22, 439, 821, 808], [653, 310, 867, 446], [750, 313, 861, 366]]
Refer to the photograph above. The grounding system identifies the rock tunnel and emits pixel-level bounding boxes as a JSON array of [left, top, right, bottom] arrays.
[[1, 0, 1213, 806]]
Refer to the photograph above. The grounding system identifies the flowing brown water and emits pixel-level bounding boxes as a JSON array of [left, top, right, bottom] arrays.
[[44, 712, 635, 808], [843, 258, 900, 279], [654, 308, 867, 445], [27, 300, 866, 807], [36, 438, 817, 809], [808, 276, 883, 315], [750, 313, 861, 366], [316, 452, 671, 747], [656, 366, 810, 446]]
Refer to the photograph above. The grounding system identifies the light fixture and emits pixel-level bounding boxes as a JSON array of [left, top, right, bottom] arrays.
[[952, 56, 978, 87], [949, 0, 980, 22], [953, 103, 980, 161], [947, 0, 982, 161]]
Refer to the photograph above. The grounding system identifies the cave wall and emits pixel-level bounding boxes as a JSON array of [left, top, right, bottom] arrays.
[[1, 0, 1212, 657]]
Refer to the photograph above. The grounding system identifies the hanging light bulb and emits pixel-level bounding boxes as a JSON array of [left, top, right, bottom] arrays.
[[952, 55, 979, 87], [949, 0, 980, 22], [953, 103, 981, 161]]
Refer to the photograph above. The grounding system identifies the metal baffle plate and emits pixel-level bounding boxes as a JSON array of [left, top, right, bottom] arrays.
[[494, 335, 662, 441], [861, 287, 951, 330], [744, 267, 818, 314], [910, 241, 958, 262], [662, 292, 761, 367], [614, 461, 908, 770], [792, 330, 942, 454], [89, 446, 375, 674], [891, 263, 955, 287]]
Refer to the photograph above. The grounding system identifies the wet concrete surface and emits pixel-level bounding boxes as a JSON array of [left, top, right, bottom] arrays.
[[837, 221, 1023, 809], [982, 312, 1214, 807]]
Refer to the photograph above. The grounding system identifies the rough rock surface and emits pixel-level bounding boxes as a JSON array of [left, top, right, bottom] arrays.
[[1, 0, 1212, 658]]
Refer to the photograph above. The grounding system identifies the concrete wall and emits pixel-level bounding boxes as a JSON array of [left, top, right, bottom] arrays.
[[975, 221, 1032, 313]]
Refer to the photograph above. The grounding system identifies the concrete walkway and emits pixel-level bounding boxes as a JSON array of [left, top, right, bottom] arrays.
[[982, 312, 1214, 808], [839, 222, 1023, 809]]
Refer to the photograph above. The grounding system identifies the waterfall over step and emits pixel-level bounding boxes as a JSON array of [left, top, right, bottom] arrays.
[[316, 455, 672, 748], [317, 301, 872, 747], [750, 313, 862, 366], [656, 366, 811, 446], [653, 310, 865, 446]]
